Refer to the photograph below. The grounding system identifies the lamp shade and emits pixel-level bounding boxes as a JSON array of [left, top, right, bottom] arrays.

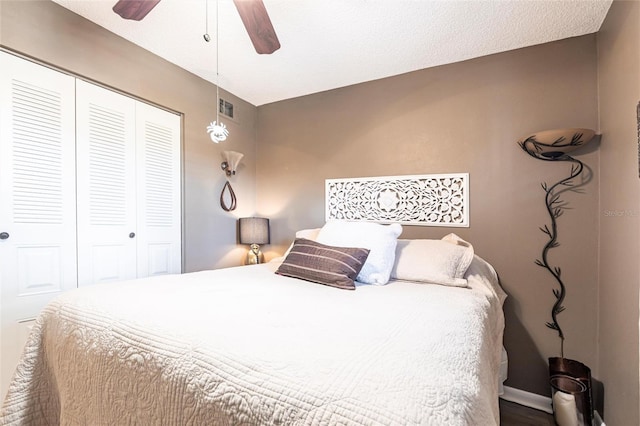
[[221, 151, 243, 174], [239, 217, 270, 245], [518, 128, 595, 159]]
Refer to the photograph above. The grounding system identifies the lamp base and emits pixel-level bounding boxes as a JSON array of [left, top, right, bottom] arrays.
[[245, 244, 264, 265]]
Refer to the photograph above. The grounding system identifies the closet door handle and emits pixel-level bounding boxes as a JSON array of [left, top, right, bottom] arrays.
[[129, 232, 135, 238], [0, 232, 9, 240]]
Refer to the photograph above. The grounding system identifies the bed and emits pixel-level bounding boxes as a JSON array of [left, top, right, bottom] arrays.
[[0, 222, 506, 426]]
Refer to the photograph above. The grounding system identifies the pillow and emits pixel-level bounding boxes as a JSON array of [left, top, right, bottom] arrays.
[[282, 228, 322, 258], [316, 221, 402, 285], [390, 233, 474, 287], [295, 228, 321, 241], [275, 238, 370, 290]]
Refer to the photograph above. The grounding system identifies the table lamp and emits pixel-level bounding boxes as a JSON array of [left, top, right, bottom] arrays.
[[239, 217, 270, 264]]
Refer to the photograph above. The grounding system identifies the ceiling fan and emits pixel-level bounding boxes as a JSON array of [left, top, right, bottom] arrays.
[[112, 0, 281, 54]]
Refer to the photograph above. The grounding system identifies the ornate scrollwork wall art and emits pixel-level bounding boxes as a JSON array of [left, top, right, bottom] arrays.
[[325, 173, 469, 227]]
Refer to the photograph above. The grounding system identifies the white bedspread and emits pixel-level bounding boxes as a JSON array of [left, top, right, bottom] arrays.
[[1, 256, 506, 425]]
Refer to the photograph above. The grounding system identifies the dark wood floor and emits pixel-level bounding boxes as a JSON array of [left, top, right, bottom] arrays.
[[500, 399, 555, 425]]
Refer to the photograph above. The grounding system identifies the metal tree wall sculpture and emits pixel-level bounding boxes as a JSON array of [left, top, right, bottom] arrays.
[[518, 128, 595, 358]]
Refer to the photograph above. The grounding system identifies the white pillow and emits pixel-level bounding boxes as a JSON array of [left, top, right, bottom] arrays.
[[316, 221, 402, 285], [390, 233, 474, 287], [282, 228, 322, 258], [295, 228, 321, 241]]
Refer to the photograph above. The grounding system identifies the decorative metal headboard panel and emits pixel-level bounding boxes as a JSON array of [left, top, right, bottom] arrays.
[[325, 173, 469, 227]]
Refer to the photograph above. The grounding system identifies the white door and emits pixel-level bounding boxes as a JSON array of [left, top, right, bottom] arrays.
[[0, 52, 77, 398], [76, 80, 137, 286], [135, 103, 182, 276]]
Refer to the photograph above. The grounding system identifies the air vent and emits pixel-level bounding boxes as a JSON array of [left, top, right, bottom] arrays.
[[219, 98, 234, 119]]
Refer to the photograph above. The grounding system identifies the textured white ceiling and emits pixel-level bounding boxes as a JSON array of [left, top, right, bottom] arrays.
[[51, 0, 612, 106]]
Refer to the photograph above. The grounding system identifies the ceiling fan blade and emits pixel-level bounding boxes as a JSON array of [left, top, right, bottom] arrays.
[[233, 0, 281, 54], [113, 0, 161, 21]]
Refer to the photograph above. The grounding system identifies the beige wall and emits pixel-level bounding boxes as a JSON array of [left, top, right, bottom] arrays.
[[4, 0, 637, 419], [256, 36, 600, 396], [0, 0, 258, 272], [597, 0, 640, 424]]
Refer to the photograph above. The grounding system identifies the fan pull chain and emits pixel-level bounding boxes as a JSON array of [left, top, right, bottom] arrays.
[[203, 0, 211, 42], [215, 0, 220, 125]]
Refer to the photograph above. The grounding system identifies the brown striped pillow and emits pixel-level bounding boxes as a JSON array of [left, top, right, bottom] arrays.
[[276, 238, 370, 290]]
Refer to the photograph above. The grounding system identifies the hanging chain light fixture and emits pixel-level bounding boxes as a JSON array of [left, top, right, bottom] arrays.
[[206, 0, 229, 143]]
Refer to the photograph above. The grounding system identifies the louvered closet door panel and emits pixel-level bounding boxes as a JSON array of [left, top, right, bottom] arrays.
[[0, 52, 77, 398], [135, 102, 182, 276], [76, 80, 137, 286]]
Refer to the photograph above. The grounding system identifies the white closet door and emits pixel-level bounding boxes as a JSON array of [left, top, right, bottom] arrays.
[[0, 52, 77, 397], [76, 80, 137, 286], [135, 103, 182, 276]]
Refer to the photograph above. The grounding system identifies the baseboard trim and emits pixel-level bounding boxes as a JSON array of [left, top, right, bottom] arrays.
[[500, 386, 606, 425], [500, 386, 553, 414]]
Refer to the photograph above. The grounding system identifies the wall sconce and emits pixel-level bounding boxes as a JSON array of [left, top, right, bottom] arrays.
[[518, 127, 596, 355], [239, 217, 270, 264], [519, 128, 595, 160], [219, 151, 243, 212], [221, 150, 243, 176], [518, 127, 597, 425]]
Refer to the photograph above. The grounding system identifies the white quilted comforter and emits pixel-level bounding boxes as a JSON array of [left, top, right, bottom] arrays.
[[1, 256, 506, 425]]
